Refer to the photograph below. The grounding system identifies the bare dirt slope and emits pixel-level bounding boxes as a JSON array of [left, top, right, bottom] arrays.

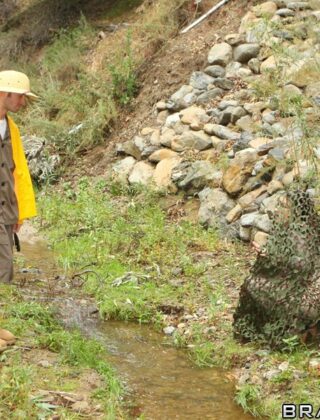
[[79, 0, 260, 176]]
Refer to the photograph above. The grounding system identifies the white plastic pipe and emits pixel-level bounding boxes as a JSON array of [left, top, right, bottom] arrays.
[[180, 0, 231, 34]]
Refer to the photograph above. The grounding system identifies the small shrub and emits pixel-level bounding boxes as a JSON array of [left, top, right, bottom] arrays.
[[109, 30, 138, 106]]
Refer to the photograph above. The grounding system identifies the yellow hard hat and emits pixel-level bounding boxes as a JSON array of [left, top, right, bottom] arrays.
[[0, 70, 38, 98]]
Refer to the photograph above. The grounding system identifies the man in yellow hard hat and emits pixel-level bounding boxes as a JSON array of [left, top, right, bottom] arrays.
[[0, 70, 37, 283]]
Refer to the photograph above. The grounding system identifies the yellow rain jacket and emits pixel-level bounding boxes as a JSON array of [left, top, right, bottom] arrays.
[[7, 116, 37, 223]]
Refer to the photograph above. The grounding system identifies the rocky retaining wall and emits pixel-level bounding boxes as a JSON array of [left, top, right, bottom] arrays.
[[112, 0, 320, 246]]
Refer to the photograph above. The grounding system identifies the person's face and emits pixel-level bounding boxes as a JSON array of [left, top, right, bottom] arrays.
[[1, 92, 26, 113]]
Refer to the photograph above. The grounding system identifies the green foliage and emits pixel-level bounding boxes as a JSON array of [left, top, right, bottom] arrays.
[[42, 14, 94, 75], [235, 384, 262, 416], [0, 363, 34, 417], [109, 31, 138, 106], [37, 178, 219, 323]]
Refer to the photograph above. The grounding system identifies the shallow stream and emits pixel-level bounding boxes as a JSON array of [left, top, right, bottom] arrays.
[[17, 225, 253, 420]]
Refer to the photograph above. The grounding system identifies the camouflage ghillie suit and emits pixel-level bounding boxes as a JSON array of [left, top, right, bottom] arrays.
[[233, 190, 320, 349]]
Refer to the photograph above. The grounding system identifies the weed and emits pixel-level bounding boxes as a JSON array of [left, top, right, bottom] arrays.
[[109, 30, 138, 106], [0, 362, 34, 416], [235, 384, 262, 416]]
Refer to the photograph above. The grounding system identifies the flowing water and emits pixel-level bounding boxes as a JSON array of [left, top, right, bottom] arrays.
[[17, 224, 253, 420]]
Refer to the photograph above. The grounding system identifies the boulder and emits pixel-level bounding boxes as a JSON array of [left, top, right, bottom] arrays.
[[260, 55, 277, 72], [253, 214, 272, 233], [260, 190, 287, 213], [148, 149, 178, 162], [253, 1, 278, 16], [198, 187, 235, 226], [165, 112, 181, 128], [180, 106, 210, 127], [171, 130, 212, 152], [204, 65, 226, 78], [239, 11, 260, 34], [305, 81, 320, 103], [116, 140, 141, 160], [153, 157, 182, 190], [233, 44, 260, 63], [160, 128, 176, 147], [222, 149, 259, 195], [218, 100, 239, 110], [253, 231, 269, 248], [224, 33, 246, 46], [226, 204, 242, 223], [178, 161, 222, 191], [190, 71, 215, 90], [240, 212, 260, 227], [128, 162, 154, 185], [196, 88, 223, 104], [222, 164, 252, 196], [112, 157, 136, 182], [167, 85, 199, 111], [238, 186, 268, 209], [236, 115, 256, 132], [287, 57, 320, 88], [276, 7, 295, 16], [248, 58, 261, 74], [225, 61, 242, 78], [204, 124, 241, 140], [213, 78, 234, 90], [207, 42, 233, 66], [219, 106, 247, 125], [287, 1, 311, 10]]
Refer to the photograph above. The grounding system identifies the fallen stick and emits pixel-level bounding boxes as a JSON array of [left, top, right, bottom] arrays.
[[180, 0, 231, 34]]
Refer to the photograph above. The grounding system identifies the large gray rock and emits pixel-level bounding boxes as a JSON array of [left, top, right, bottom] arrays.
[[204, 65, 226, 78], [219, 106, 247, 125], [260, 191, 287, 214], [171, 130, 212, 151], [171, 161, 192, 184], [197, 88, 223, 104], [207, 42, 233, 66], [198, 187, 235, 227], [287, 1, 310, 10], [190, 71, 215, 90], [276, 7, 295, 16], [240, 212, 259, 227], [167, 85, 199, 111], [233, 44, 260, 63], [213, 78, 234, 90], [165, 113, 181, 128], [286, 57, 320, 88], [253, 214, 272, 233], [204, 124, 241, 140], [248, 58, 261, 74], [116, 140, 141, 160], [225, 62, 242, 78], [178, 161, 222, 191], [218, 100, 239, 110]]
